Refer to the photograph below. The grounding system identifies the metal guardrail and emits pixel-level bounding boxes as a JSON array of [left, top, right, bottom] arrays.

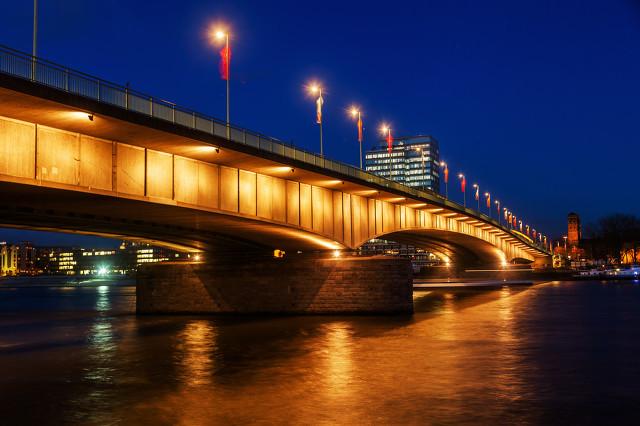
[[0, 44, 549, 254]]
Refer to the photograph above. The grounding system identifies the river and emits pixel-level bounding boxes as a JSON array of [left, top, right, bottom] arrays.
[[1, 278, 640, 425]]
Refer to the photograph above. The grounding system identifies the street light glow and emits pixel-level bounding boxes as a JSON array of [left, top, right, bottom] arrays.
[[308, 83, 321, 95], [350, 106, 359, 117], [379, 123, 390, 133], [215, 30, 226, 40]]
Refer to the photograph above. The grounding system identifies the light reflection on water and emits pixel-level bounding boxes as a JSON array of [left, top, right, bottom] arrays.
[[2, 280, 640, 424]]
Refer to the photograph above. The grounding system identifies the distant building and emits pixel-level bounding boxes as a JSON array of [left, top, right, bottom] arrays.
[[364, 135, 440, 192], [0, 242, 18, 276], [568, 212, 581, 247], [17, 242, 37, 275]]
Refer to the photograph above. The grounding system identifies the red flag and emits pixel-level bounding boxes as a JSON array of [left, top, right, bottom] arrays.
[[512, 215, 517, 228], [443, 165, 449, 184], [386, 130, 393, 153], [219, 45, 230, 80], [460, 176, 466, 193], [474, 186, 479, 200], [357, 115, 363, 143], [486, 193, 491, 208]]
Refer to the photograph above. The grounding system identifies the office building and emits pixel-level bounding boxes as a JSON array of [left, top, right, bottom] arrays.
[[364, 135, 440, 192]]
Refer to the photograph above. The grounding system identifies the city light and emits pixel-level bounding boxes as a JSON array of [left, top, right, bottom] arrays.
[[97, 267, 108, 276]]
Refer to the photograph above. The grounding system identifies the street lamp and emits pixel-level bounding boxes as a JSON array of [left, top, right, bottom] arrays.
[[309, 83, 324, 157], [380, 124, 392, 179], [213, 28, 231, 136], [458, 173, 466, 208], [440, 161, 448, 199], [350, 106, 364, 168], [485, 192, 491, 218], [563, 235, 568, 251], [472, 183, 480, 211], [495, 199, 501, 224]]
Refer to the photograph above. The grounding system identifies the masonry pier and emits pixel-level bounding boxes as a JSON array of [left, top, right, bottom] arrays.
[[137, 255, 413, 314]]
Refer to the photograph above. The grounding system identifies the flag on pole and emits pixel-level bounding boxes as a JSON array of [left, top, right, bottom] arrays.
[[532, 229, 537, 239], [460, 176, 466, 193], [526, 225, 530, 236], [474, 186, 479, 200], [357, 115, 363, 143], [219, 45, 230, 80], [512, 215, 517, 228], [386, 130, 393, 153], [519, 220, 523, 232], [443, 165, 449, 184], [316, 93, 323, 124], [504, 209, 508, 220], [486, 193, 491, 208]]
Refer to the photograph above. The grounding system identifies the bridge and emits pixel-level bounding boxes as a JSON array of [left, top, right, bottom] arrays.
[[0, 45, 551, 314]]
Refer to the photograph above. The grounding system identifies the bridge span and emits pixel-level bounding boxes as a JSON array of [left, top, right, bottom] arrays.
[[0, 45, 551, 314]]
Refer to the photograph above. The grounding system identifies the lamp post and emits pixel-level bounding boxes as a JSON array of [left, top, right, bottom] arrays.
[[563, 235, 568, 251], [380, 124, 392, 179], [309, 84, 324, 156], [472, 183, 480, 211], [458, 173, 466, 208], [495, 199, 501, 224], [350, 107, 363, 169], [440, 161, 448, 199], [485, 192, 491, 218], [214, 29, 231, 138]]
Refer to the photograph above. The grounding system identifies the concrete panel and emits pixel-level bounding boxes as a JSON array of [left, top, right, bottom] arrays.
[[358, 196, 368, 243], [174, 156, 198, 205], [343, 193, 352, 246], [311, 186, 323, 233], [333, 192, 343, 242], [146, 149, 173, 199], [0, 116, 35, 179], [400, 206, 406, 229], [239, 170, 257, 216], [286, 180, 299, 226], [383, 201, 395, 233], [256, 174, 273, 219], [116, 143, 145, 196], [198, 162, 219, 209], [220, 166, 239, 212], [271, 177, 286, 223], [395, 205, 401, 231], [375, 200, 383, 235], [36, 126, 79, 185], [299, 183, 312, 229], [368, 199, 376, 239], [79, 135, 112, 191], [352, 194, 362, 245], [323, 189, 333, 237]]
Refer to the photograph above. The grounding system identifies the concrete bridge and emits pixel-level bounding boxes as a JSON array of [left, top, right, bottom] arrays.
[[0, 45, 551, 314]]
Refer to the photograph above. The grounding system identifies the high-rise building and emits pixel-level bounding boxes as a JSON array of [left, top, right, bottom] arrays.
[[364, 135, 440, 192]]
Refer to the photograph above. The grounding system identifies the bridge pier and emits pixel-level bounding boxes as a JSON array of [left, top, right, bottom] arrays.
[[136, 254, 413, 315]]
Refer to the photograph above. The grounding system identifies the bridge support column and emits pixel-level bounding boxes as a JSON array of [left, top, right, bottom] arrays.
[[137, 255, 413, 314], [533, 255, 553, 269]]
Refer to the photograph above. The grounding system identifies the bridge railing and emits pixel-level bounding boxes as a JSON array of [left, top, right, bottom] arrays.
[[0, 44, 549, 254]]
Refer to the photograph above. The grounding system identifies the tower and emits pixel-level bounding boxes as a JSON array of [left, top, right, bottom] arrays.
[[567, 212, 581, 247]]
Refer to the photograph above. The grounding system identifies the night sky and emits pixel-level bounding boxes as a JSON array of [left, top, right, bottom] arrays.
[[1, 0, 639, 247]]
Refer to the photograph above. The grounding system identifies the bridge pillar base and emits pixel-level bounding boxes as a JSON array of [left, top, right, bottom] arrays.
[[136, 255, 413, 315], [533, 255, 553, 269]]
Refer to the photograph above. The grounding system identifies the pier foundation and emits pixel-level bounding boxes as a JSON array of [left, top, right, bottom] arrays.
[[137, 255, 413, 314]]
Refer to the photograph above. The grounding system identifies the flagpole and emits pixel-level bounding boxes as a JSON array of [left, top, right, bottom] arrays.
[[358, 111, 362, 169], [31, 0, 37, 80], [319, 88, 323, 157], [225, 33, 230, 139]]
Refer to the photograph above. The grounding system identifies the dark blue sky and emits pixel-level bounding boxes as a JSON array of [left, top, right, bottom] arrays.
[[1, 0, 639, 247]]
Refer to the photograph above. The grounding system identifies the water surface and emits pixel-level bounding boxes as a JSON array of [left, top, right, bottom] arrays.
[[1, 279, 640, 424]]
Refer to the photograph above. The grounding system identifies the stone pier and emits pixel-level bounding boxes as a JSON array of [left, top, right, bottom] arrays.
[[137, 255, 413, 314]]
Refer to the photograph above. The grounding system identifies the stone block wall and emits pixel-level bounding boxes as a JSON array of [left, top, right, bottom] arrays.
[[137, 255, 413, 314]]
